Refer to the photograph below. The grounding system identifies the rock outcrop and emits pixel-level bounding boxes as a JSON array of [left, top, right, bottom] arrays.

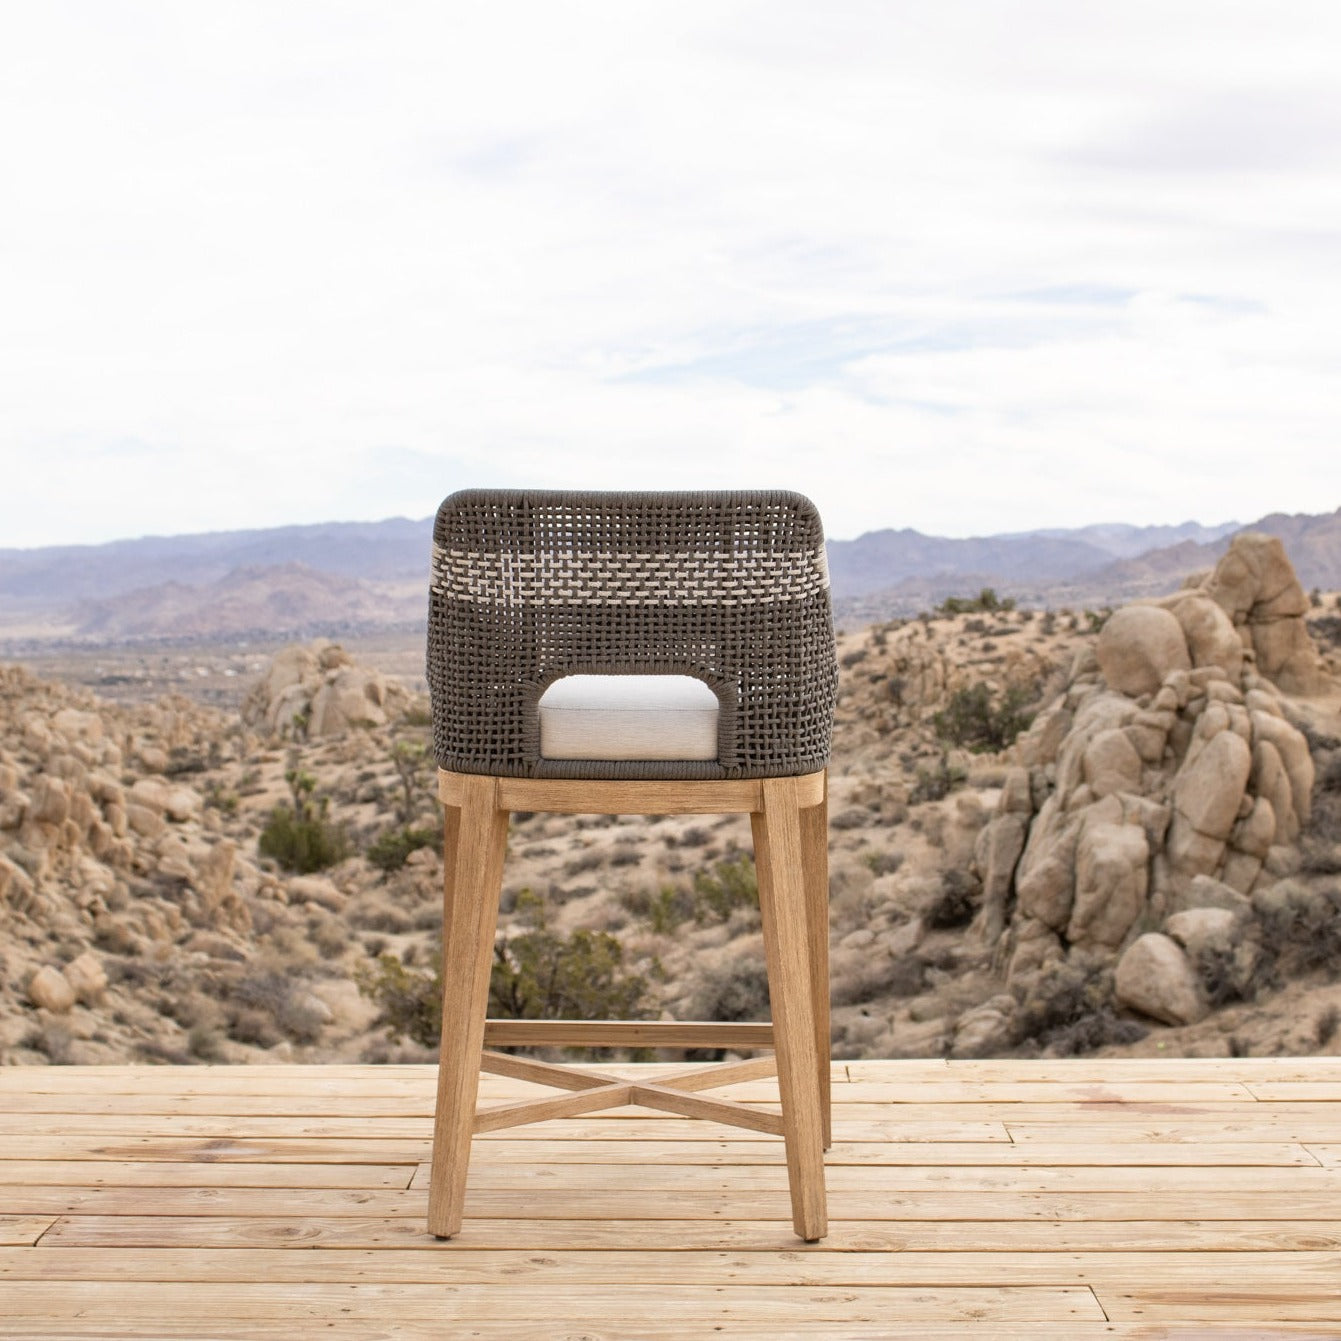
[[242, 640, 412, 738], [974, 534, 1324, 1029]]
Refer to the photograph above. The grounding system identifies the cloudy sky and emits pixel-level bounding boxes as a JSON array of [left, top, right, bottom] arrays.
[[3, 1, 1339, 548]]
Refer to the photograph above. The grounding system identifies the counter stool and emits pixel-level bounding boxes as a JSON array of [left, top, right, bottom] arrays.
[[425, 489, 838, 1242]]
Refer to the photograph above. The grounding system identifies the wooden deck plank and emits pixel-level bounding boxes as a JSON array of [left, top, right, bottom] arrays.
[[0, 1280, 1108, 1323], [0, 1063, 848, 1093], [0, 1161, 415, 1189], [0, 1135, 1317, 1167], [40, 1214, 1341, 1252], [5, 1325, 1339, 1341], [1005, 1118, 1341, 1143], [5, 1184, 1338, 1219], [0, 1215, 54, 1245], [405, 1162, 1341, 1194], [1246, 1082, 1341, 1101], [2, 1055, 1326, 1085], [1103, 1288, 1341, 1323], [881, 1058, 1341, 1080], [0, 1113, 1011, 1141], [5, 1323, 1336, 1340], [0, 1083, 1264, 1111], [4, 1246, 1339, 1288]]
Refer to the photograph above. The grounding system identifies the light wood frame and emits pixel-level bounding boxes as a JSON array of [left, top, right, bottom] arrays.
[[427, 767, 831, 1243]]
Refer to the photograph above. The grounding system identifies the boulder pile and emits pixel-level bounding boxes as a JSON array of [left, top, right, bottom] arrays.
[[0, 667, 270, 1060], [242, 640, 411, 738], [974, 533, 1322, 1027]]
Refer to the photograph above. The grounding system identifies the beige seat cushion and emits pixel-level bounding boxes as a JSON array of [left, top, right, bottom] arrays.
[[538, 675, 719, 761]]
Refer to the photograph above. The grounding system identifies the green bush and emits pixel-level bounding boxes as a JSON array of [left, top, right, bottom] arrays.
[[491, 925, 648, 1023], [357, 905, 649, 1049], [935, 588, 1016, 616], [366, 825, 440, 873], [620, 884, 695, 935], [258, 802, 349, 873], [692, 855, 758, 922], [908, 753, 967, 804], [257, 767, 349, 874], [933, 683, 1035, 753], [356, 953, 442, 1049]]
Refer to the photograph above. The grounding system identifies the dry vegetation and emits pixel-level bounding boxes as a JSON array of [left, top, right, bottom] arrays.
[[3, 579, 1341, 1069]]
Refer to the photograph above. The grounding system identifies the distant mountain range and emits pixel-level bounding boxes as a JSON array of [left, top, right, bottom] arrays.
[[1, 509, 1337, 644]]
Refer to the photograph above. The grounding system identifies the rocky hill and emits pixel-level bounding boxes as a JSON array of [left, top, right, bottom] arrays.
[[72, 563, 424, 640], [21, 510, 1341, 644], [2, 536, 1340, 1068]]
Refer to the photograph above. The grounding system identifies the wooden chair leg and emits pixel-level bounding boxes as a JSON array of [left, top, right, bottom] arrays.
[[427, 775, 509, 1239], [800, 776, 831, 1150], [753, 776, 827, 1242]]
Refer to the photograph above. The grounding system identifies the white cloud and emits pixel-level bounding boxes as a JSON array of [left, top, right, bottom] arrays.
[[1, 0, 1339, 547]]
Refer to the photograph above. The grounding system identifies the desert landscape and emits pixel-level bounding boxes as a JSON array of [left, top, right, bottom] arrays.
[[3, 514, 1341, 1072]]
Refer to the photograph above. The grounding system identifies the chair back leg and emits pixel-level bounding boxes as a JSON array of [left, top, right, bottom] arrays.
[[800, 787, 832, 1150], [752, 776, 828, 1242]]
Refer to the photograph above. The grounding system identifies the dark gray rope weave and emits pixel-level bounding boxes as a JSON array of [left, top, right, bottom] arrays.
[[427, 489, 837, 780]]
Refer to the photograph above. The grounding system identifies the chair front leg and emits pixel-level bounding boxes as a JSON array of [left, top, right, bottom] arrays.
[[427, 774, 509, 1239]]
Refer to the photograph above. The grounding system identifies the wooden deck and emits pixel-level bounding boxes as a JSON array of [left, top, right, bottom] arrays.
[[1, 1059, 1340, 1339]]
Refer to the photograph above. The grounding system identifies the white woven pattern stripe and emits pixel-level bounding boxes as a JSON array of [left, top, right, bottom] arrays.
[[431, 545, 830, 606]]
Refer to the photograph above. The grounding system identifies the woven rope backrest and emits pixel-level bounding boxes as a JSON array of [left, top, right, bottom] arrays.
[[428, 489, 837, 780]]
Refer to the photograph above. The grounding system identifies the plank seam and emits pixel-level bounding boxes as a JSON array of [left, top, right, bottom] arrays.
[[1086, 1282, 1111, 1323]]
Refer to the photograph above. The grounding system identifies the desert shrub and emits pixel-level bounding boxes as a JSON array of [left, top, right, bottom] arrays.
[[188, 1026, 227, 1061], [1256, 883, 1341, 980], [258, 769, 349, 874], [1307, 613, 1341, 648], [687, 959, 771, 1024], [564, 849, 605, 876], [908, 754, 967, 804], [620, 884, 694, 935], [356, 954, 441, 1049], [228, 1006, 282, 1048], [924, 869, 979, 929], [864, 849, 904, 876], [1194, 944, 1254, 1008], [830, 806, 871, 831], [933, 683, 1035, 753], [358, 916, 649, 1049], [388, 739, 429, 823], [832, 955, 923, 1008], [366, 825, 439, 874], [936, 588, 1016, 616], [346, 897, 414, 934], [491, 925, 648, 1024], [1014, 963, 1147, 1056], [692, 855, 758, 922], [227, 968, 326, 1045], [309, 916, 351, 960], [203, 784, 239, 816], [1316, 1005, 1339, 1047]]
